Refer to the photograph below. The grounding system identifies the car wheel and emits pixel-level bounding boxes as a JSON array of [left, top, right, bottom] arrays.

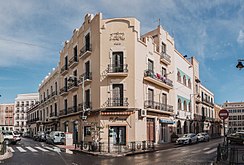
[[12, 141, 17, 145], [189, 139, 192, 144], [60, 138, 65, 145]]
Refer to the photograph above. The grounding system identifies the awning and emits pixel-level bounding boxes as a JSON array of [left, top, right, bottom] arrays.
[[159, 119, 174, 124]]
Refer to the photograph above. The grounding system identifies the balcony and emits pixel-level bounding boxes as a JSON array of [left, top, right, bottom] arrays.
[[67, 106, 78, 114], [59, 109, 68, 116], [60, 86, 68, 96], [144, 70, 173, 90], [78, 102, 92, 111], [16, 104, 20, 107], [67, 78, 78, 91], [202, 98, 214, 107], [107, 64, 128, 77], [106, 98, 128, 108], [78, 72, 92, 85], [144, 100, 173, 114], [160, 52, 171, 65], [68, 56, 78, 68], [50, 112, 58, 119], [60, 64, 68, 75], [79, 44, 92, 59]]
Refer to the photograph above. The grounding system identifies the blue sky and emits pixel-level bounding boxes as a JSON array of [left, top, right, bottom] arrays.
[[0, 0, 244, 104]]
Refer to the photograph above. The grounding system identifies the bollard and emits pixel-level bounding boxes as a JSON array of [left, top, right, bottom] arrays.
[[217, 144, 221, 161], [131, 142, 136, 151], [142, 141, 146, 150], [80, 141, 83, 150]]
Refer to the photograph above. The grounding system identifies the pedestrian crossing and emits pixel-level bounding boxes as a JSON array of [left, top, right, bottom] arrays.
[[8, 146, 61, 153]]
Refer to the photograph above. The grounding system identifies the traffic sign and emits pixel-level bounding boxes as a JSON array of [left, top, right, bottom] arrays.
[[219, 109, 229, 120]]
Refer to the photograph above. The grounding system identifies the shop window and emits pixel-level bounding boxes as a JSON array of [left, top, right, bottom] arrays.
[[84, 126, 91, 136], [110, 126, 126, 145]]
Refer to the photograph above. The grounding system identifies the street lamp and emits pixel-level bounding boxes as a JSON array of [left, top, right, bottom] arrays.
[[236, 59, 244, 70]]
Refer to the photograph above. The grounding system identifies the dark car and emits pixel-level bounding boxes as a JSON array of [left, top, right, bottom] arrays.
[[36, 131, 47, 142], [227, 132, 244, 144]]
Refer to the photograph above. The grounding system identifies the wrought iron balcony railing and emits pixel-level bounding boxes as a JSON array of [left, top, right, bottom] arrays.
[[107, 64, 128, 73], [160, 52, 171, 64], [79, 44, 92, 58], [144, 100, 173, 113], [144, 69, 173, 87], [106, 98, 128, 107], [78, 102, 92, 111]]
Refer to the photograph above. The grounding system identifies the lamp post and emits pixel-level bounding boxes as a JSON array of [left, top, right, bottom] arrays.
[[236, 59, 244, 70], [190, 94, 200, 133]]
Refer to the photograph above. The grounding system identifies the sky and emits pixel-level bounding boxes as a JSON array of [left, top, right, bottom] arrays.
[[0, 0, 244, 104]]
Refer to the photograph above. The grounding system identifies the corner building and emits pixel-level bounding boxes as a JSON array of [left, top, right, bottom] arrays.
[[57, 13, 175, 146]]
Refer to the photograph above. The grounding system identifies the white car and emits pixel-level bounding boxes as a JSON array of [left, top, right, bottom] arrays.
[[46, 131, 65, 144], [2, 131, 21, 145], [197, 132, 210, 142], [176, 133, 198, 145]]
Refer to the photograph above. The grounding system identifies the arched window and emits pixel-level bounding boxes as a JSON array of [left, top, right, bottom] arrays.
[[177, 120, 181, 134], [177, 71, 181, 82], [184, 100, 187, 111], [188, 79, 191, 89], [188, 102, 191, 112], [178, 98, 182, 110], [183, 75, 186, 85]]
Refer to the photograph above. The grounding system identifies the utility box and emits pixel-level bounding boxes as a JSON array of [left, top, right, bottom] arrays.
[[65, 132, 73, 146]]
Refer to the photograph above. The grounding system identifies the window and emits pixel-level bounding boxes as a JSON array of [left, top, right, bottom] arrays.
[[84, 126, 91, 136], [73, 45, 78, 61], [177, 71, 181, 82], [162, 42, 166, 54], [188, 102, 191, 112], [85, 33, 90, 51], [148, 59, 154, 72], [85, 89, 90, 109], [162, 67, 166, 78], [183, 101, 187, 111], [112, 84, 124, 106], [110, 126, 126, 145], [112, 52, 124, 72], [183, 75, 186, 85], [178, 98, 182, 110], [188, 79, 191, 89]]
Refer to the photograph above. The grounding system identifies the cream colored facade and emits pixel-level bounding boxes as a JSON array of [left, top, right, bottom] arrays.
[[14, 93, 39, 133], [38, 67, 60, 132], [0, 104, 14, 131], [223, 102, 244, 133], [34, 13, 219, 146]]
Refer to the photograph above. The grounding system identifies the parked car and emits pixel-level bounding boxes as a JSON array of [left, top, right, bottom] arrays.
[[2, 131, 21, 145], [46, 131, 65, 144], [197, 132, 210, 142], [176, 133, 198, 145], [227, 132, 244, 144], [36, 131, 47, 142]]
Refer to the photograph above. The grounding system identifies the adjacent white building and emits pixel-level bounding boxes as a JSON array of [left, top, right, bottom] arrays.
[[14, 93, 39, 133]]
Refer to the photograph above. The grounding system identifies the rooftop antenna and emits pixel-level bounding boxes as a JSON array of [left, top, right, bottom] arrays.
[[158, 18, 161, 27]]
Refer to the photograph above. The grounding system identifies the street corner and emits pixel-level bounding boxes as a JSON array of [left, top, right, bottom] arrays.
[[0, 147, 13, 161]]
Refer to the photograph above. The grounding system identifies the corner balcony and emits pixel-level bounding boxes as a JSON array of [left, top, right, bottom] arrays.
[[67, 106, 79, 114], [60, 86, 68, 96], [78, 72, 92, 85], [79, 44, 92, 59], [144, 100, 173, 115], [78, 102, 92, 111], [59, 109, 68, 116], [160, 52, 171, 65], [107, 64, 128, 77], [49, 112, 58, 120], [60, 65, 68, 75], [68, 56, 78, 69], [67, 78, 78, 91], [144, 70, 173, 90], [106, 98, 128, 109]]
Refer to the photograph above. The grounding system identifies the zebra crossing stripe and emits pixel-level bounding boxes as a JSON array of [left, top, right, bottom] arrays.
[[203, 147, 210, 151], [8, 147, 15, 152], [44, 146, 54, 151], [35, 146, 49, 152], [204, 148, 217, 154], [16, 147, 27, 152], [26, 147, 38, 152]]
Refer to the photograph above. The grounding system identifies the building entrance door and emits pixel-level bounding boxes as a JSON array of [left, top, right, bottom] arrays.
[[147, 118, 155, 142], [161, 123, 167, 143]]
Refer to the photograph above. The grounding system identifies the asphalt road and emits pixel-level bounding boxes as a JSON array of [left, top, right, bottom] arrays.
[[1, 137, 224, 165]]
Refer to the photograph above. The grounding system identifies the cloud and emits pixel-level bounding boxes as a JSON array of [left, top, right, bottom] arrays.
[[237, 30, 244, 44]]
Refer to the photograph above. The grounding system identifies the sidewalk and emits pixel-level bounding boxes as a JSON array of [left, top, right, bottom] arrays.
[[55, 142, 180, 157], [0, 147, 13, 161]]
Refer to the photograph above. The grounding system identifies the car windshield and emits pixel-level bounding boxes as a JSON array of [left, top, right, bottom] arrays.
[[182, 134, 189, 138]]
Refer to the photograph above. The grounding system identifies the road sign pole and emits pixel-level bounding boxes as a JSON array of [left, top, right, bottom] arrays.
[[223, 119, 225, 144]]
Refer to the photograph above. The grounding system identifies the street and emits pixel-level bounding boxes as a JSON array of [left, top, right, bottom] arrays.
[[0, 138, 225, 165]]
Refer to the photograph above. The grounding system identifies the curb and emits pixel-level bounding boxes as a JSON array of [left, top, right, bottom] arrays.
[[0, 147, 13, 161]]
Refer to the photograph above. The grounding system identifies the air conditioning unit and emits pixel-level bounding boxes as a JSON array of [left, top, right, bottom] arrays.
[[139, 109, 147, 118]]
